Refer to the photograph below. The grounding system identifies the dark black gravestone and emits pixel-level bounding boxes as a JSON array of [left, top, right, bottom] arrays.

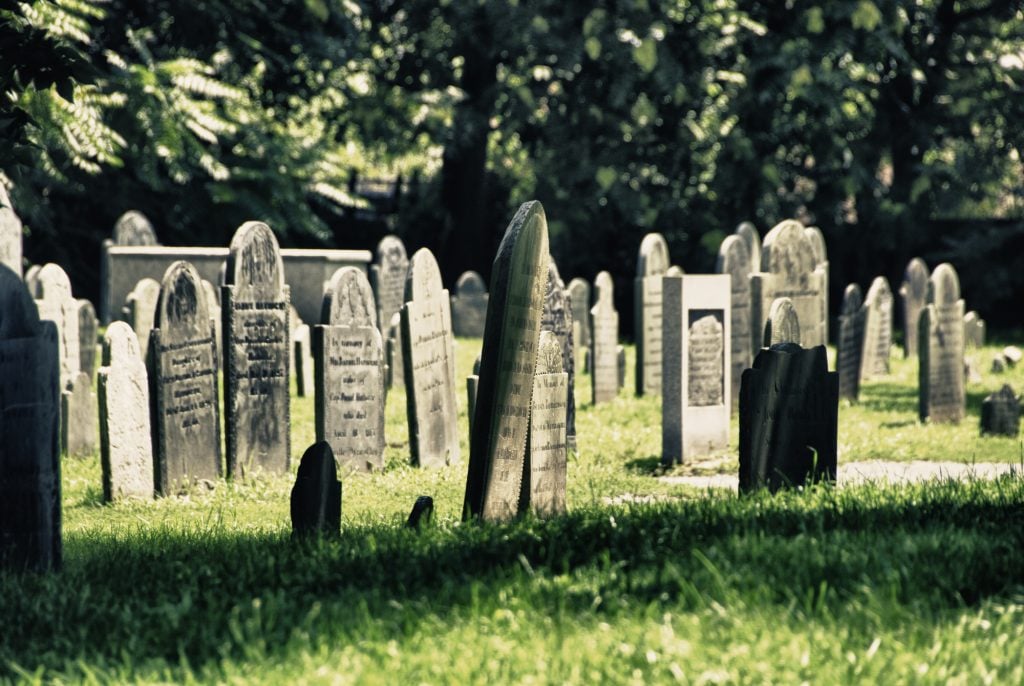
[[0, 264, 61, 571], [290, 442, 341, 538], [716, 235, 752, 414], [464, 201, 549, 522], [634, 233, 670, 396], [540, 259, 576, 452], [149, 261, 221, 494], [77, 299, 98, 382], [919, 263, 965, 424], [313, 267, 385, 472], [113, 210, 159, 246], [0, 185, 23, 278], [369, 235, 409, 337], [451, 271, 489, 338], [739, 343, 838, 493], [837, 284, 865, 401], [980, 385, 1020, 437], [899, 258, 929, 358], [406, 495, 434, 529], [222, 222, 291, 478]]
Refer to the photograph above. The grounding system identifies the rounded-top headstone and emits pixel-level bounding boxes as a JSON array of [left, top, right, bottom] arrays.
[[760, 220, 816, 277], [902, 258, 929, 298], [378, 235, 408, 267], [103, 321, 143, 362], [928, 263, 961, 304], [594, 271, 614, 303], [637, 233, 670, 277], [716, 235, 750, 275], [456, 271, 487, 295], [156, 261, 210, 341], [841, 283, 863, 316], [0, 184, 23, 278], [24, 264, 41, 296], [224, 221, 285, 296], [764, 297, 800, 346], [323, 266, 376, 327], [804, 226, 827, 265], [0, 263, 40, 338], [36, 263, 73, 302], [113, 210, 158, 246], [666, 265, 684, 277], [735, 221, 761, 270], [865, 276, 892, 306], [404, 248, 444, 302]]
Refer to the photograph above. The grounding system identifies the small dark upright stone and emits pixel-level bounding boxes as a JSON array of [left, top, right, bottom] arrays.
[[290, 442, 341, 538], [406, 496, 435, 529], [980, 385, 1020, 437]]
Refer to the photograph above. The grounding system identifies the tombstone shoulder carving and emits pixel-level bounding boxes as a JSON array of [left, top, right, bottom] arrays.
[[224, 221, 285, 298]]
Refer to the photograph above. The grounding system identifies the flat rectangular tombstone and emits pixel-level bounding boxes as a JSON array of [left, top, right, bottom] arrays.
[[717, 236, 752, 414], [661, 275, 731, 465], [61, 372, 96, 457], [222, 222, 291, 477], [590, 271, 619, 404], [919, 264, 965, 424], [451, 271, 489, 338], [525, 332, 568, 517], [369, 235, 409, 335], [634, 233, 670, 396]]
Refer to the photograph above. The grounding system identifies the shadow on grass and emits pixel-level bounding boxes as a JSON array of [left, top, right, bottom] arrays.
[[860, 381, 918, 414], [625, 455, 663, 475]]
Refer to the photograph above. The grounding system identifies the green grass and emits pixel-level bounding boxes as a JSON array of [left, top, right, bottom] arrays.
[[3, 338, 1024, 683]]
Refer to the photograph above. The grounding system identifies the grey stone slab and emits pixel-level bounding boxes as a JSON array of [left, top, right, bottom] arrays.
[[0, 264, 61, 571], [804, 225, 829, 342], [0, 185, 23, 278], [463, 201, 549, 522], [634, 233, 669, 396], [290, 442, 341, 538], [113, 211, 159, 246], [964, 311, 986, 348], [919, 263, 965, 424], [735, 221, 761, 275], [385, 312, 404, 390], [837, 284, 865, 401], [61, 372, 96, 458], [860, 276, 893, 379], [763, 297, 800, 347], [149, 261, 221, 494], [540, 259, 576, 451], [451, 271, 489, 338], [590, 271, 619, 404], [369, 235, 408, 336], [34, 263, 80, 388], [739, 343, 838, 493], [125, 277, 161, 360], [525, 331, 568, 517], [222, 222, 291, 478], [1004, 346, 1022, 367], [567, 278, 591, 349], [899, 258, 929, 358], [716, 235, 752, 414], [980, 385, 1019, 437], [76, 299, 98, 382], [313, 267, 385, 472], [201, 279, 222, 359], [98, 322, 154, 501], [401, 248, 460, 468], [293, 324, 314, 397]]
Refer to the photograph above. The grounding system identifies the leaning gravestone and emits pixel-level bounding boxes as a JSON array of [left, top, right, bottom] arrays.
[[463, 201, 548, 522], [590, 271, 619, 404], [860, 276, 894, 379], [313, 267, 384, 472], [837, 284, 865, 401], [919, 263, 966, 424], [716, 235, 752, 413], [750, 220, 826, 352], [76, 299, 98, 381], [290, 441, 341, 538], [524, 331, 568, 517], [0, 265, 61, 571], [567, 278, 591, 371], [763, 297, 800, 347], [34, 263, 80, 388], [98, 322, 154, 501], [369, 235, 409, 338], [450, 271, 489, 338], [735, 221, 761, 275], [662, 274, 731, 464], [293, 324, 314, 397], [385, 312, 404, 390], [739, 343, 838, 493], [540, 259, 576, 452], [61, 372, 96, 458], [963, 311, 986, 349], [900, 258, 929, 358], [124, 277, 161, 359], [401, 248, 460, 468], [222, 222, 291, 478], [634, 233, 670, 396], [113, 210, 159, 246], [980, 385, 1020, 437], [804, 225, 829, 342], [0, 184, 23, 278], [149, 261, 221, 494]]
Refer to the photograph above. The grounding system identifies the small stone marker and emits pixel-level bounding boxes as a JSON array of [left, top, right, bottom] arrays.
[[401, 248, 460, 467], [406, 495, 435, 529], [369, 235, 409, 337], [899, 258, 929, 358], [965, 357, 982, 384], [837, 284, 865, 401], [735, 221, 761, 275], [963, 311, 986, 348], [992, 355, 1006, 373], [76, 299, 98, 381], [1004, 346, 1022, 367], [451, 271, 489, 337], [739, 343, 838, 493], [34, 263, 80, 387], [634, 233, 670, 396], [98, 322, 154, 502], [860, 276, 894, 379], [124, 277, 161, 359], [385, 312, 404, 389], [590, 271, 619, 404], [61, 372, 96, 457], [662, 274, 731, 464], [113, 210, 159, 246], [293, 324, 314, 397], [525, 331, 568, 517], [313, 267, 385, 472], [290, 442, 341, 538], [0, 264, 61, 571], [149, 261, 221, 494], [467, 355, 481, 434], [567, 278, 592, 351], [463, 201, 548, 522], [980, 385, 1020, 437], [0, 184, 23, 278], [763, 297, 800, 347], [716, 235, 752, 414], [222, 222, 291, 478], [540, 259, 576, 451], [919, 263, 966, 424]]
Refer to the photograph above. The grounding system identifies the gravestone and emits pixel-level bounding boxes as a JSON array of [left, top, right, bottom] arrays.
[[400, 248, 460, 468], [406, 495, 435, 529], [590, 271, 619, 404], [666, 266, 684, 277], [61, 372, 96, 458], [293, 324, 314, 397], [860, 276, 893, 379], [450, 271, 489, 338], [634, 233, 670, 396], [980, 385, 1020, 437], [662, 274, 731, 464], [739, 343, 838, 493], [201, 279, 222, 357], [385, 312, 404, 389], [524, 331, 568, 517], [963, 311, 986, 349], [369, 235, 409, 337], [467, 355, 481, 434], [76, 299, 98, 381], [463, 201, 548, 522], [313, 267, 385, 472], [0, 184, 23, 278], [763, 297, 800, 347], [222, 222, 291, 478], [836, 284, 865, 401], [124, 277, 161, 360], [113, 210, 159, 246], [290, 442, 341, 538], [804, 225, 829, 342], [617, 345, 626, 389], [34, 263, 80, 387], [899, 258, 929, 358], [919, 263, 965, 424], [716, 235, 752, 413], [149, 261, 221, 494], [992, 355, 1006, 374], [24, 264, 40, 294], [735, 221, 761, 275], [750, 220, 826, 352], [540, 259, 576, 451], [1004, 346, 1022, 367], [98, 322, 154, 501], [0, 264, 61, 571], [567, 278, 592, 350]]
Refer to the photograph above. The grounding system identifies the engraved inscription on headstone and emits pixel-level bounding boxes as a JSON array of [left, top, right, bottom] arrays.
[[451, 271, 489, 338], [590, 271, 619, 404], [369, 235, 409, 337], [919, 263, 966, 424], [113, 210, 159, 246], [0, 184, 23, 278], [687, 313, 724, 407], [540, 259, 576, 452], [61, 372, 96, 458], [34, 263, 80, 388], [837, 284, 865, 401], [124, 277, 161, 360], [900, 258, 929, 358], [980, 385, 1020, 437], [525, 331, 568, 517], [763, 297, 800, 347], [716, 235, 752, 413], [77, 299, 98, 382], [860, 276, 893, 379], [634, 233, 670, 396]]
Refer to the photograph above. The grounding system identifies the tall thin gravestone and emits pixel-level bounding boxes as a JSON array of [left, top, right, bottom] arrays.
[[463, 201, 549, 522], [0, 185, 23, 278], [860, 276, 893, 379], [567, 278, 591, 371], [837, 284, 865, 401], [385, 312, 404, 390], [370, 235, 409, 338], [450, 271, 489, 338], [34, 264, 80, 388], [590, 271, 619, 404], [634, 233, 670, 396], [525, 331, 568, 517], [716, 235, 752, 413], [804, 226, 829, 343], [919, 263, 965, 424], [540, 259, 576, 452], [313, 267, 385, 472], [77, 299, 98, 381], [900, 258, 929, 358], [124, 277, 161, 360], [763, 297, 800, 347], [735, 221, 761, 275]]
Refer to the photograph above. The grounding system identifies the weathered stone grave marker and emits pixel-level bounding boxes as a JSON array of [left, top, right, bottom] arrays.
[[77, 299, 98, 381], [590, 271, 619, 404], [0, 185, 23, 278], [451, 271, 489, 338], [467, 355, 481, 434], [293, 324, 314, 397], [964, 311, 986, 348], [290, 441, 341, 538], [919, 263, 966, 424], [540, 259, 576, 452], [34, 263, 79, 387], [385, 312, 404, 390], [201, 279, 222, 357], [900, 258, 929, 358], [860, 276, 893, 379], [980, 385, 1020, 437], [804, 225, 829, 342], [524, 331, 568, 517], [735, 221, 761, 275], [763, 297, 800, 347], [61, 372, 96, 458], [124, 277, 161, 360], [369, 235, 409, 337], [113, 210, 159, 246], [716, 235, 752, 414], [634, 233, 670, 396], [837, 284, 865, 401]]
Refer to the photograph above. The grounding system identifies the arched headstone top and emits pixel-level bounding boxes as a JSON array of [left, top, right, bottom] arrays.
[[666, 265, 684, 277], [928, 263, 961, 305], [760, 220, 816, 277], [24, 264, 41, 296], [0, 263, 40, 338], [716, 235, 751, 276], [841, 284, 863, 316], [735, 221, 761, 269], [128, 277, 161, 302], [156, 261, 210, 339], [224, 221, 285, 296], [113, 210, 158, 246], [764, 297, 801, 346], [102, 321, 142, 364], [865, 276, 892, 306], [637, 233, 670, 277], [568, 278, 589, 299], [404, 248, 444, 302], [594, 271, 614, 305], [377, 235, 409, 268], [323, 266, 376, 327], [455, 271, 487, 295], [36, 263, 73, 301], [901, 258, 929, 297], [804, 226, 827, 265], [536, 330, 564, 374]]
